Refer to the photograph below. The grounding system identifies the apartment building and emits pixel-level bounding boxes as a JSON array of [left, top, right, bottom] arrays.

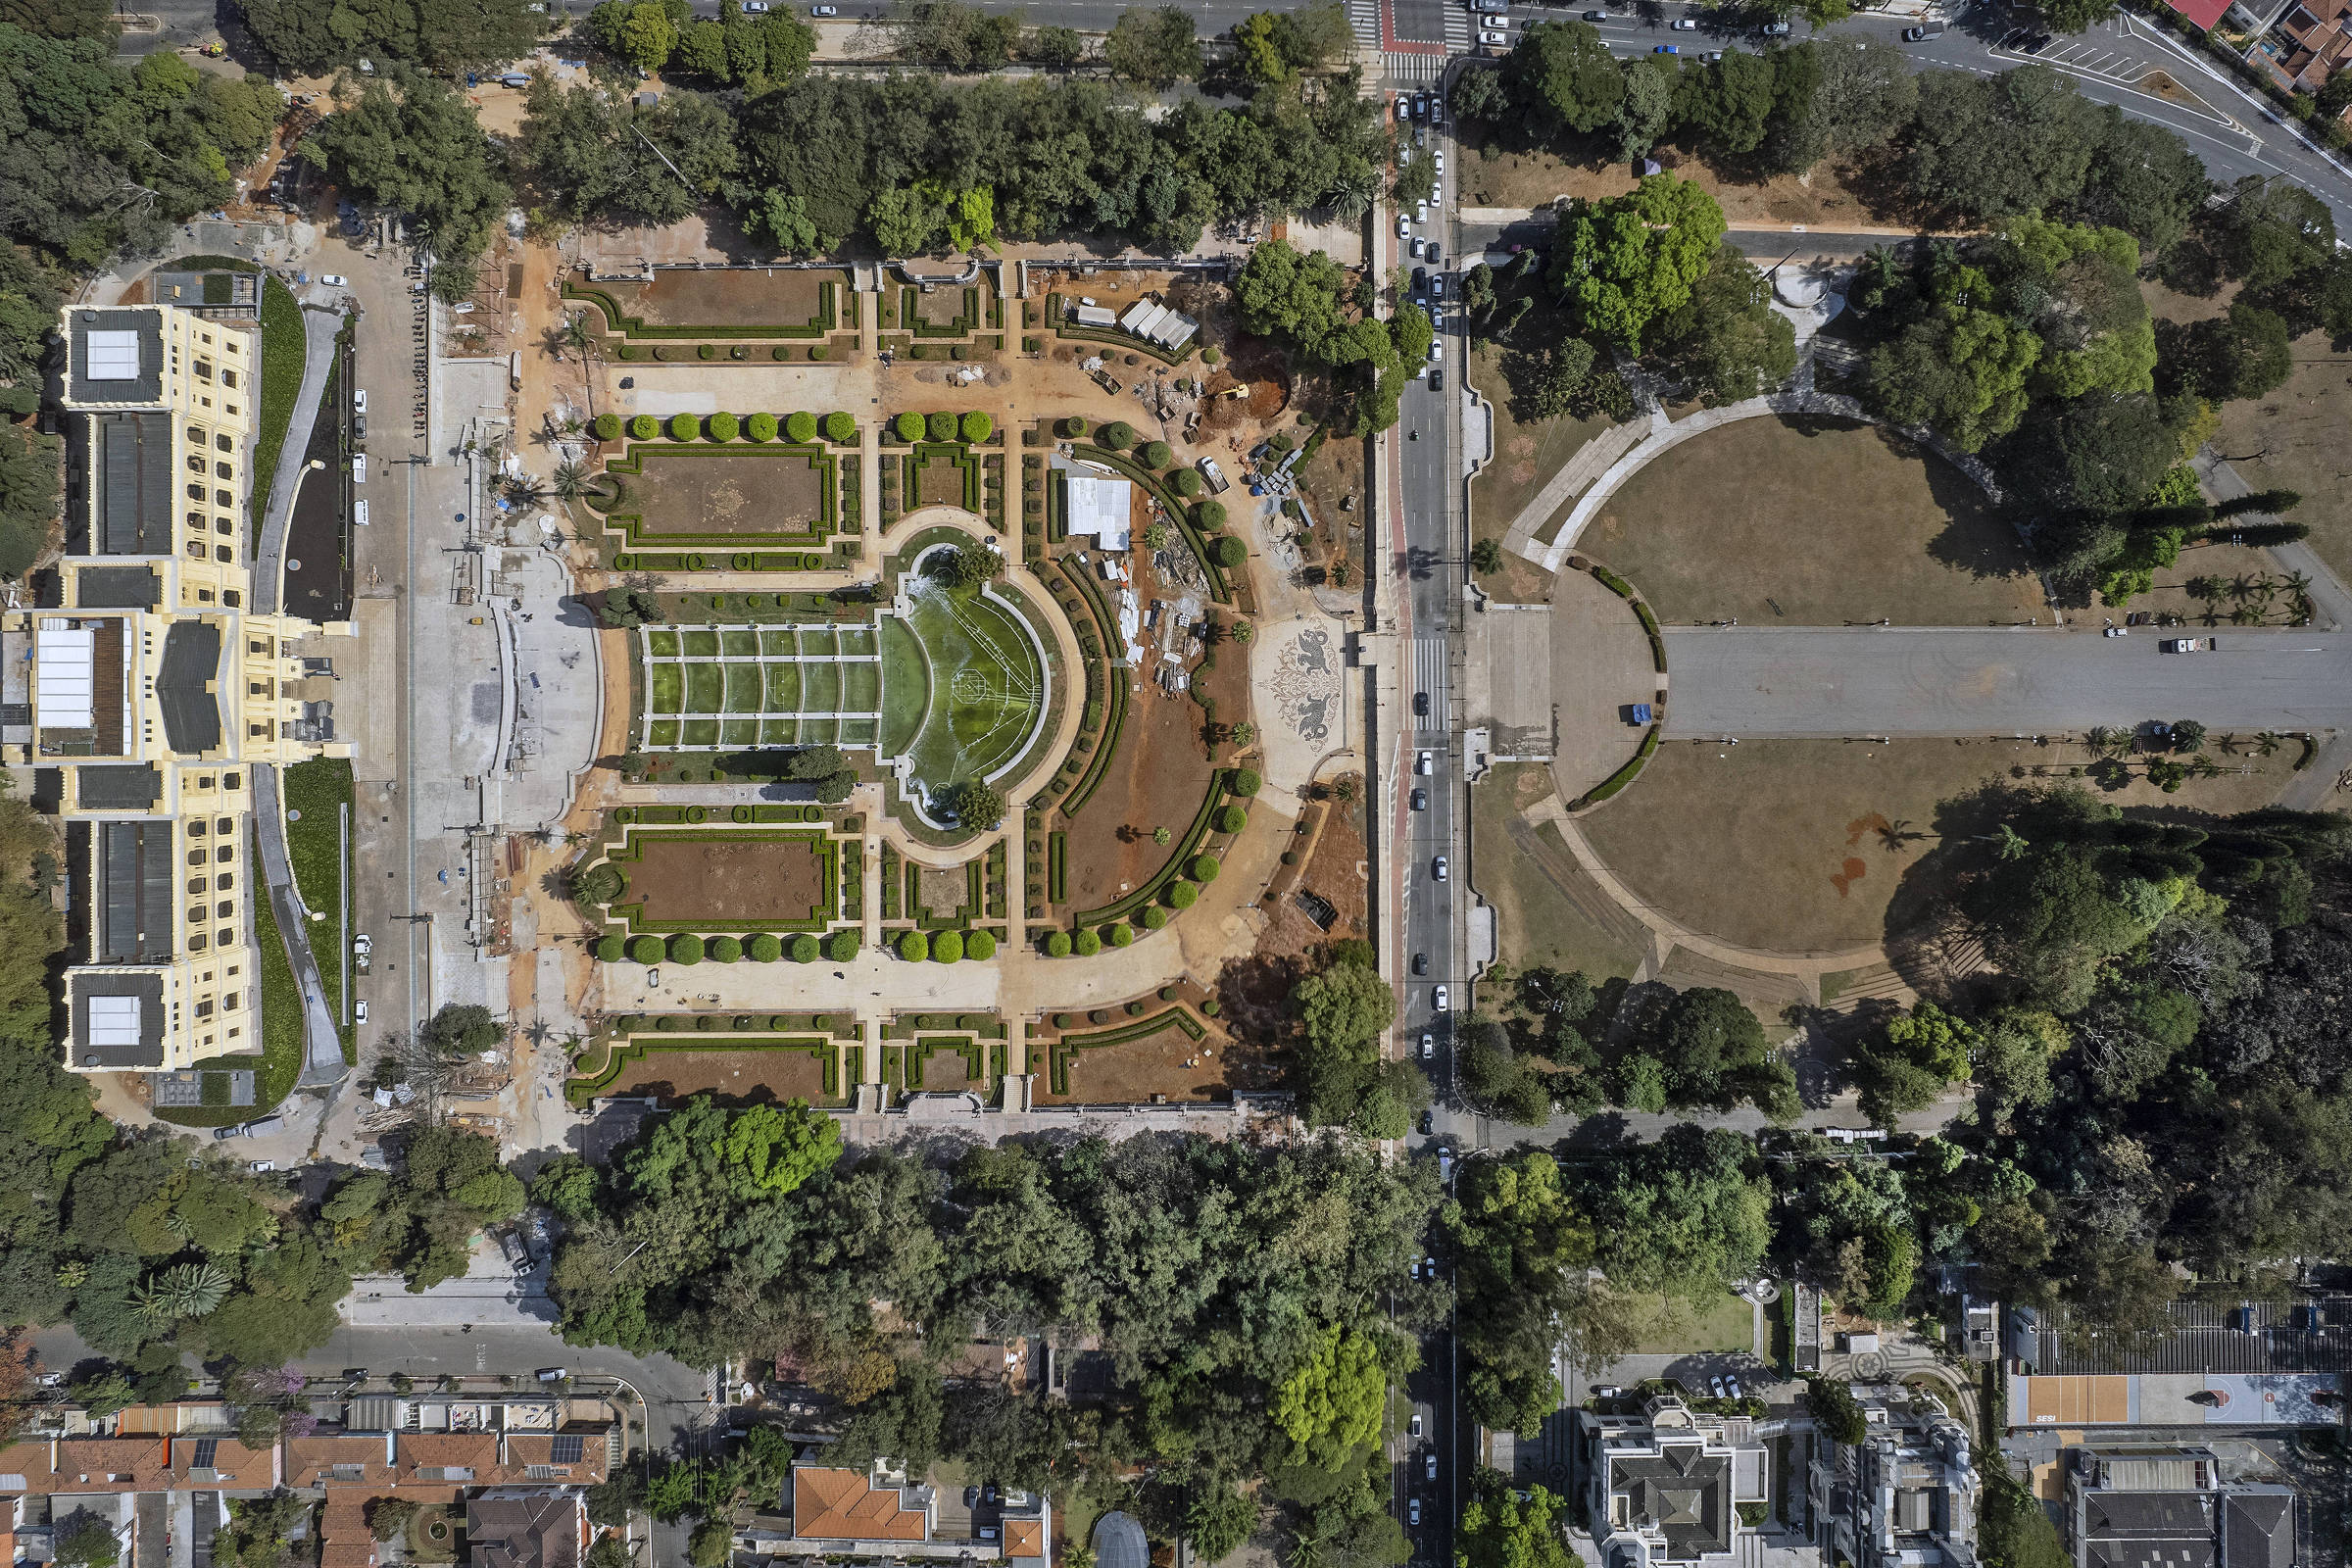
[[1575, 1396, 1771, 1568], [2065, 1446, 2297, 1568], [16, 303, 356, 1074], [1807, 1388, 1981, 1568]]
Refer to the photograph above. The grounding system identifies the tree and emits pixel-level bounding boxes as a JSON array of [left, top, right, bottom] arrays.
[[1293, 963, 1396, 1061], [1104, 6, 1201, 86], [0, 423, 62, 578], [1850, 1001, 1975, 1127], [420, 1004, 502, 1057], [2174, 301, 2294, 404], [2072, 111, 2209, 255], [1673, 47, 1780, 157], [1470, 538, 1503, 573], [1610, 55, 1676, 162], [1457, 1473, 1574, 1568], [1867, 264, 2041, 452], [1186, 1481, 1259, 1562], [1654, 246, 1796, 404], [304, 68, 513, 299], [1766, 36, 1915, 173], [1501, 21, 1624, 137], [594, 0, 680, 69], [1273, 1327, 1385, 1467], [2218, 175, 2336, 289], [1452, 66, 1510, 123], [937, 780, 1004, 831], [721, 1102, 841, 1198], [1026, 24, 1086, 64], [1580, 1125, 1770, 1299], [1233, 240, 1349, 362], [1805, 1376, 1868, 1445], [886, 0, 1018, 69], [748, 190, 821, 257], [53, 1514, 120, 1568], [244, 0, 544, 72], [1551, 176, 1728, 351], [688, 1521, 732, 1568], [1905, 66, 2106, 222]]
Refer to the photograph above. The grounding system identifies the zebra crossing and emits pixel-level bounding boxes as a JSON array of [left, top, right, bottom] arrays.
[[1348, 0, 1380, 55], [1386, 51, 1451, 82], [1444, 4, 1472, 51], [1413, 636, 1448, 732]]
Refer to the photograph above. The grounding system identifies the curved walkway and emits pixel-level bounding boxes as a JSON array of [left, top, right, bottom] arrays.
[[253, 303, 340, 615]]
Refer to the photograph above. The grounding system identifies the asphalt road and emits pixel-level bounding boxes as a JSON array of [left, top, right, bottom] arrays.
[[1659, 624, 2352, 736]]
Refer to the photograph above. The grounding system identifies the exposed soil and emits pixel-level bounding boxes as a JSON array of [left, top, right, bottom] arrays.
[[1460, 141, 1891, 230], [625, 449, 827, 537], [1035, 1018, 1283, 1105], [608, 1045, 831, 1103], [623, 836, 826, 925], [916, 457, 969, 509], [1058, 672, 1216, 913], [599, 269, 842, 329]]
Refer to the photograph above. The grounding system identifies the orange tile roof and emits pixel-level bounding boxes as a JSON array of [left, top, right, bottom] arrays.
[[1005, 1519, 1048, 1559], [168, 1437, 278, 1492], [286, 1436, 397, 1489], [393, 1433, 501, 1485], [0, 1437, 172, 1493], [505, 1434, 610, 1485], [792, 1467, 930, 1543], [319, 1492, 379, 1568]]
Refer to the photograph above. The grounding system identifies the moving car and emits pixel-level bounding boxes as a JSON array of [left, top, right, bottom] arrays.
[[1903, 24, 1942, 38], [1583, 8, 1609, 17], [1411, 788, 1427, 810], [1654, 42, 1679, 51], [2163, 637, 2212, 652], [1429, 368, 1442, 390], [1672, 15, 1699, 26], [1432, 856, 1448, 881], [1414, 689, 1430, 714], [1481, 27, 1506, 41], [1420, 1032, 1434, 1059], [1410, 1415, 1424, 1439], [1408, 1499, 1422, 1525], [1416, 750, 1435, 774], [1425, 1454, 1439, 1481], [1760, 19, 1790, 32], [1412, 953, 1429, 974], [1434, 985, 1450, 1011]]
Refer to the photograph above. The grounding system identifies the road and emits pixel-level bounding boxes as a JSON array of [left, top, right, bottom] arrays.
[[1658, 624, 2352, 737]]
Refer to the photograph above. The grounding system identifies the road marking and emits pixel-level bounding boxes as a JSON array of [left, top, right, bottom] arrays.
[[1413, 636, 1447, 732]]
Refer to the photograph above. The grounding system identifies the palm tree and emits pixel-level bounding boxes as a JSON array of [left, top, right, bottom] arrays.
[[2085, 726, 2116, 760], [160, 1261, 229, 1318], [2256, 731, 2283, 758], [557, 311, 601, 417], [2231, 603, 2263, 626], [2227, 572, 2257, 607], [550, 460, 590, 510]]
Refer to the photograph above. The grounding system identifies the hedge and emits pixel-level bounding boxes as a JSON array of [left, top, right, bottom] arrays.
[[567, 1035, 843, 1105], [1576, 724, 1662, 808], [1048, 1007, 1209, 1093], [562, 277, 841, 340], [1592, 565, 1634, 598], [1073, 444, 1230, 601], [786, 411, 817, 443], [708, 412, 739, 442], [629, 415, 658, 440], [747, 412, 778, 442], [668, 413, 701, 441], [1073, 769, 1231, 927], [1142, 905, 1169, 929], [1635, 601, 1660, 635], [1053, 559, 1129, 817], [900, 930, 930, 961]]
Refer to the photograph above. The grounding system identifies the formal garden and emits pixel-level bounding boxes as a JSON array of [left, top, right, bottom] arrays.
[[586, 408, 858, 569], [563, 266, 856, 358], [571, 807, 865, 956]]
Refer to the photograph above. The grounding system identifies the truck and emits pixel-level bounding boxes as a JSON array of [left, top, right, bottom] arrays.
[[498, 1229, 532, 1276], [1196, 457, 1229, 494]]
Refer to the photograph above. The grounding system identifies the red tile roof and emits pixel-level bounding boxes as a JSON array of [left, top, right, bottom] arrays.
[[167, 1437, 279, 1492], [286, 1435, 398, 1489], [792, 1467, 930, 1543], [1005, 1519, 1048, 1559], [2165, 0, 2232, 30]]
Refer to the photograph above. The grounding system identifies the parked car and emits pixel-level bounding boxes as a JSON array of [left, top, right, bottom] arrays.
[[1703, 49, 1724, 60], [809, 3, 838, 13], [353, 933, 372, 956], [1419, 1108, 1434, 1134], [214, 1123, 245, 1141], [354, 500, 369, 526], [1398, 213, 1412, 237], [1413, 91, 1430, 120], [353, 388, 367, 414], [1726, 1376, 1743, 1399], [351, 454, 367, 484], [1434, 985, 1450, 1011], [249, 1160, 275, 1174], [1672, 15, 1699, 25], [355, 1000, 369, 1024], [1420, 1032, 1434, 1059], [1759, 19, 1790, 32], [1481, 27, 1507, 41], [2163, 637, 2211, 652], [535, 1367, 566, 1382], [1438, 1149, 1453, 1182], [1903, 24, 1942, 38], [1432, 856, 1448, 881], [1710, 1376, 1727, 1398], [319, 273, 348, 287], [741, 0, 768, 10], [1582, 9, 1609, 18]]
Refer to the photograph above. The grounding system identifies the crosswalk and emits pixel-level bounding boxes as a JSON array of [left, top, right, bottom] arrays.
[[1348, 0, 1380, 55], [1385, 50, 1451, 81], [1413, 636, 1448, 732], [1444, 4, 1472, 51]]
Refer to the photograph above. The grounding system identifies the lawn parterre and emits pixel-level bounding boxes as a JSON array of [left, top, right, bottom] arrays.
[[250, 274, 307, 548], [282, 757, 355, 1060], [594, 440, 841, 552], [563, 269, 846, 340]]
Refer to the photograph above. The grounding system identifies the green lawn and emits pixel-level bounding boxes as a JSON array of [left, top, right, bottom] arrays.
[[647, 661, 683, 712], [1622, 1291, 1757, 1356], [282, 757, 355, 1061], [684, 664, 723, 713], [723, 663, 762, 713], [879, 613, 928, 756], [249, 276, 307, 549], [892, 583, 1044, 789], [157, 824, 305, 1128], [765, 663, 801, 711]]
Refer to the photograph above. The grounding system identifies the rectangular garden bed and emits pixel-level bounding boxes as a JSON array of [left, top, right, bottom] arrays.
[[564, 269, 846, 339], [604, 827, 841, 933], [596, 444, 838, 549]]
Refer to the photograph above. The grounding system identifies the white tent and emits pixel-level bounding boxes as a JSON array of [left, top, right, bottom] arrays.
[[1064, 472, 1133, 552], [35, 622, 95, 730]]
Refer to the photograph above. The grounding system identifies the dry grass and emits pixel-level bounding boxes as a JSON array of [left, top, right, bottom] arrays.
[[1467, 341, 1615, 605], [1471, 763, 1647, 979], [1579, 416, 2045, 626], [1460, 143, 1884, 229], [2211, 328, 2352, 591], [1579, 738, 2290, 956]]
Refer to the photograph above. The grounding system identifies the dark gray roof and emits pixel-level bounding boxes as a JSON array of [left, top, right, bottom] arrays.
[[157, 621, 221, 755], [74, 566, 161, 610], [1613, 1444, 1734, 1561], [2222, 1494, 2295, 1568], [2085, 1494, 2217, 1539], [69, 969, 167, 1069], [92, 818, 176, 964], [1092, 1513, 1148, 1568], [466, 1494, 579, 1568], [76, 763, 161, 810], [2030, 1298, 2352, 1375], [68, 310, 163, 406], [84, 412, 174, 556]]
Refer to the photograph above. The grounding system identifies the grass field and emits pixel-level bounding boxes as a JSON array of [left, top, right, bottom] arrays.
[[1468, 335, 1622, 607], [888, 582, 1044, 791], [1471, 763, 1647, 980], [1580, 416, 2043, 626], [2213, 328, 2352, 590], [282, 757, 354, 1061], [1621, 1291, 1757, 1356], [641, 619, 893, 749], [1578, 737, 2288, 955], [249, 275, 306, 548]]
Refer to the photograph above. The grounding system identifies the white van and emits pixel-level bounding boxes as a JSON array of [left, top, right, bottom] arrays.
[[354, 500, 369, 526], [351, 454, 367, 484]]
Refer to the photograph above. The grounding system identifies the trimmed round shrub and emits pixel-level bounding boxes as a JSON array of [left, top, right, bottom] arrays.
[[1106, 922, 1134, 948], [628, 415, 658, 440], [1159, 985, 1177, 1001], [708, 411, 739, 442], [926, 411, 957, 442], [1141, 905, 1169, 929], [827, 930, 862, 962], [1141, 440, 1172, 468], [668, 413, 700, 441], [791, 934, 820, 962], [1100, 420, 1135, 450], [1217, 806, 1247, 834], [1046, 931, 1072, 957], [1281, 850, 1298, 865], [824, 411, 856, 442], [965, 930, 997, 960], [899, 930, 930, 961], [1061, 416, 1090, 438], [961, 411, 994, 442], [1191, 855, 1220, 883], [933, 931, 965, 963], [808, 346, 827, 361], [628, 935, 663, 963], [1196, 500, 1227, 530], [746, 411, 778, 442], [1203, 345, 1222, 365], [708, 935, 743, 963], [668, 933, 706, 965], [1173, 468, 1204, 498], [595, 936, 623, 961], [895, 412, 926, 441], [748, 933, 784, 961], [731, 805, 753, 823], [1089, 1009, 1109, 1025], [697, 344, 715, 361], [696, 1014, 717, 1031], [592, 414, 622, 442], [1125, 1000, 1147, 1016], [1166, 880, 1200, 909], [1213, 535, 1248, 568], [1202, 999, 1222, 1017], [1073, 928, 1102, 956], [655, 1014, 680, 1031], [1230, 768, 1263, 797], [786, 411, 817, 444], [684, 805, 708, 823]]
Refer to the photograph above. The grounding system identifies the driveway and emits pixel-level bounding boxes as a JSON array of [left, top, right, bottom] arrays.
[[1660, 626, 2352, 738]]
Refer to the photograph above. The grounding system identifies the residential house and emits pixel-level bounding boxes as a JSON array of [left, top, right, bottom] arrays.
[[1574, 1396, 1770, 1568], [2065, 1446, 2297, 1568], [2256, 0, 2352, 96], [1807, 1388, 1980, 1568], [468, 1489, 587, 1568]]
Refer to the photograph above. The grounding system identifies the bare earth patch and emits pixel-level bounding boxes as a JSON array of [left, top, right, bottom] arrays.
[[1462, 145, 1883, 230], [2212, 328, 2352, 591], [1580, 416, 2042, 626], [630, 450, 826, 538], [597, 269, 838, 329], [609, 1045, 830, 1103], [625, 836, 825, 926]]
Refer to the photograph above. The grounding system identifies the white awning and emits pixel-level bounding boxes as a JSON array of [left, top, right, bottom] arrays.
[[35, 622, 95, 730], [1064, 473, 1132, 553], [87, 994, 143, 1049], [86, 330, 141, 380]]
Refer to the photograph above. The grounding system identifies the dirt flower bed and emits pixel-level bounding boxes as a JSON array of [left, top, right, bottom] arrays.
[[599, 269, 840, 329], [624, 836, 826, 926], [628, 449, 827, 537], [608, 1046, 832, 1103]]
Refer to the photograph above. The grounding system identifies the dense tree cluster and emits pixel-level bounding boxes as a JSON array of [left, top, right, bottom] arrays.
[[584, 0, 814, 84], [1286, 939, 1430, 1135], [1230, 241, 1429, 434], [545, 1109, 1441, 1554], [517, 81, 743, 232], [239, 0, 546, 74], [302, 69, 513, 300]]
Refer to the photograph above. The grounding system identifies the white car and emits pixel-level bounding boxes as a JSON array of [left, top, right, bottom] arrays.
[[1420, 1032, 1434, 1060], [351, 454, 367, 484], [1415, 200, 1430, 224], [1398, 213, 1411, 237], [318, 273, 348, 287], [1425, 1454, 1439, 1481], [1481, 27, 1506, 41], [810, 3, 838, 13], [354, 1000, 368, 1024], [1408, 236, 1425, 259], [1428, 339, 1443, 362], [1416, 750, 1434, 774], [353, 388, 367, 414], [1410, 1414, 1424, 1439], [741, 0, 768, 9], [1672, 15, 1700, 25], [2164, 637, 2208, 652], [1432, 856, 1448, 881], [1434, 985, 1449, 1011], [354, 500, 369, 526], [353, 933, 372, 955]]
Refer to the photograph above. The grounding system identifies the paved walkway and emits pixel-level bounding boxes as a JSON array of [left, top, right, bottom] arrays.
[[254, 303, 340, 615], [2190, 447, 2352, 632], [252, 763, 346, 1085], [1660, 624, 2352, 738]]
